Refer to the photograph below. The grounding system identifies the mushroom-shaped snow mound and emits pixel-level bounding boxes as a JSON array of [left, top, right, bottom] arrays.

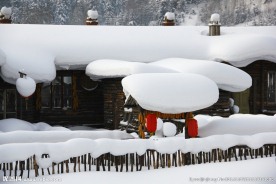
[[150, 58, 252, 92], [86, 59, 177, 80], [122, 73, 219, 114]]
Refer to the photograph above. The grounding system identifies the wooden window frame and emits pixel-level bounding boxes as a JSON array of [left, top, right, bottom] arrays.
[[41, 73, 72, 110]]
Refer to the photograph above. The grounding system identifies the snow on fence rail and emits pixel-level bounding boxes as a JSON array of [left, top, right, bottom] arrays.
[[0, 133, 276, 178]]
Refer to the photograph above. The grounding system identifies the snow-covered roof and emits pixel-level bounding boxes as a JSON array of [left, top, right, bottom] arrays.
[[122, 73, 219, 113], [0, 24, 276, 84]]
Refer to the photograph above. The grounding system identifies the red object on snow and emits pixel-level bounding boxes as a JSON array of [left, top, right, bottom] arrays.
[[146, 114, 157, 133], [187, 118, 198, 138]]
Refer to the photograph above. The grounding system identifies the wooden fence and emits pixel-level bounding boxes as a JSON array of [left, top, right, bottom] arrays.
[[1, 144, 275, 178]]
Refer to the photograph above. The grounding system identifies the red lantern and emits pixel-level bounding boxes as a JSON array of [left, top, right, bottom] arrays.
[[146, 114, 157, 133], [187, 118, 198, 138]]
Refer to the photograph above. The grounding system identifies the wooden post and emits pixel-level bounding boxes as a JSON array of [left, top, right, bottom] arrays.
[[33, 155, 39, 177]]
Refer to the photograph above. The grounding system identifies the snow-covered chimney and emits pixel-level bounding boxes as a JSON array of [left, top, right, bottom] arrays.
[[86, 10, 98, 25], [0, 6, 12, 24], [162, 12, 175, 26], [209, 13, 221, 36]]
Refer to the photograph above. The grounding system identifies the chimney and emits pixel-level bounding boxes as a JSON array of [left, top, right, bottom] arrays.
[[209, 13, 221, 36], [162, 12, 175, 26], [86, 10, 98, 25], [0, 7, 12, 24]]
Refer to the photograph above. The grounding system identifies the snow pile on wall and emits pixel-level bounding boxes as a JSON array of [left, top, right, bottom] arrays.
[[0, 25, 276, 84], [150, 58, 252, 92], [0, 118, 69, 132], [0, 132, 275, 164], [0, 130, 134, 145], [122, 73, 219, 113], [199, 114, 276, 137]]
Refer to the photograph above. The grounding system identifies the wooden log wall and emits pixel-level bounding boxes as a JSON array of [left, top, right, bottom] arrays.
[[102, 78, 125, 129], [1, 144, 275, 178], [241, 60, 276, 114], [0, 71, 104, 128], [38, 71, 104, 127]]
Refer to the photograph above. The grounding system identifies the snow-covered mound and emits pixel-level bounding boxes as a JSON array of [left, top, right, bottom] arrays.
[[150, 58, 252, 92], [0, 119, 34, 132], [0, 130, 134, 145], [0, 133, 276, 164], [86, 59, 176, 80], [199, 114, 276, 137], [122, 73, 219, 113], [0, 118, 69, 132], [0, 25, 276, 83]]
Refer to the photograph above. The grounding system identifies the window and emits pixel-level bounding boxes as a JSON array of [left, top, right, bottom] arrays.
[[41, 75, 72, 109], [0, 89, 17, 118], [267, 71, 276, 103]]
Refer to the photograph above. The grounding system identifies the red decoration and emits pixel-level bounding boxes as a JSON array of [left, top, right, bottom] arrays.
[[187, 118, 198, 138], [146, 114, 157, 133]]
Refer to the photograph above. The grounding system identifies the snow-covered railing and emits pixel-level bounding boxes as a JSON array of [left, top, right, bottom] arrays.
[[0, 133, 276, 178]]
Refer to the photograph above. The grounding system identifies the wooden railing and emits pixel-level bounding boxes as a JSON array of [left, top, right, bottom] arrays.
[[1, 144, 275, 178]]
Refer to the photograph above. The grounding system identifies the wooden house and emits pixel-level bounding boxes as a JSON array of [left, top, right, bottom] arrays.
[[0, 13, 276, 130]]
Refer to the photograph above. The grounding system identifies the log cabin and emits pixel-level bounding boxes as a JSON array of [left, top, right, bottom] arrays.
[[0, 12, 276, 130]]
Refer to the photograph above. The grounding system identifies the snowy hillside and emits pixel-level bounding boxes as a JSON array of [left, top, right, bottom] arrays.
[[0, 0, 276, 26]]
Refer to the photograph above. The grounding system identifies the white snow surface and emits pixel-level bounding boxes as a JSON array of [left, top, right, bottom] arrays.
[[85, 59, 177, 80], [16, 76, 36, 97], [0, 133, 276, 164], [122, 73, 219, 113], [150, 58, 252, 92], [199, 114, 276, 137], [7, 157, 274, 184], [0, 25, 276, 83]]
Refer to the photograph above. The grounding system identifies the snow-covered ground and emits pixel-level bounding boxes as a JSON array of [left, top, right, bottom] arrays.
[[0, 116, 276, 183], [1, 157, 275, 184]]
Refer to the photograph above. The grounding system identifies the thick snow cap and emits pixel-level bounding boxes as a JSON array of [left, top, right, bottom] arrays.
[[165, 12, 175, 21], [16, 76, 36, 97], [122, 73, 219, 114], [210, 13, 220, 22], [85, 59, 177, 80], [1, 7, 12, 19], [150, 58, 252, 92], [87, 10, 98, 19]]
